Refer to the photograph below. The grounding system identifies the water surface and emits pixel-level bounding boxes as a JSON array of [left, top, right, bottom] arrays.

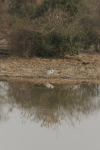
[[0, 81, 100, 150]]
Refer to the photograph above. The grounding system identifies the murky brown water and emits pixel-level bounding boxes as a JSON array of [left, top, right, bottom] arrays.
[[0, 81, 100, 150]]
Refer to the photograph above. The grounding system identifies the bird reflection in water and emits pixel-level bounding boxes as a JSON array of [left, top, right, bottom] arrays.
[[43, 83, 55, 89]]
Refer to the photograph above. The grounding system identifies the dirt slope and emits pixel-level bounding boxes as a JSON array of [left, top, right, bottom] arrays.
[[0, 51, 100, 84]]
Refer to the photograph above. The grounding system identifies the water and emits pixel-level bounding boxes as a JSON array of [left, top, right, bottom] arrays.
[[0, 80, 100, 150]]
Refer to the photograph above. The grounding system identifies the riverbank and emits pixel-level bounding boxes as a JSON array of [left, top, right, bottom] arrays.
[[0, 51, 100, 84]]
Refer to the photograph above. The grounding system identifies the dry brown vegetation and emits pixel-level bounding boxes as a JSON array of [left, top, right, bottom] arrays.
[[0, 0, 100, 58]]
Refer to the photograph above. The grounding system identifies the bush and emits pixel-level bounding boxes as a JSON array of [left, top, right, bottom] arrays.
[[7, 0, 36, 10], [9, 29, 81, 58], [2, 0, 100, 58], [7, 0, 82, 19], [80, 29, 100, 49], [19, 3, 37, 19], [38, 0, 82, 16]]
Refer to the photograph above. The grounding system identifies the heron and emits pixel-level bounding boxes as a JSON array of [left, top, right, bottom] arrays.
[[43, 70, 55, 75]]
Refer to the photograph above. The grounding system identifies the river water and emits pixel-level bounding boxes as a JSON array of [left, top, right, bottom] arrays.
[[0, 80, 100, 150]]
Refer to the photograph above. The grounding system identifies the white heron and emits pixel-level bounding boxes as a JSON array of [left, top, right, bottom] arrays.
[[43, 70, 55, 75]]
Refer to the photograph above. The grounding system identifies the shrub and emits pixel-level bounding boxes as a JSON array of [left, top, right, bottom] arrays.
[[32, 0, 82, 19], [40, 0, 81, 15], [9, 28, 81, 58], [3, 0, 100, 58], [19, 3, 37, 19], [7, 0, 82, 19], [80, 29, 100, 49]]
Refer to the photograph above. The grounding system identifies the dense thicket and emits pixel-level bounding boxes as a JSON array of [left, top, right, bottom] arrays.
[[0, 0, 100, 58]]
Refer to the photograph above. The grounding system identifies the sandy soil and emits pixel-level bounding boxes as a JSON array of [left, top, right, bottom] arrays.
[[0, 51, 100, 84]]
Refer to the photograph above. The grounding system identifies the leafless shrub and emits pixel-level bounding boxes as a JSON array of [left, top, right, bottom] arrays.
[[9, 28, 30, 57], [80, 0, 100, 30], [31, 9, 68, 35], [8, 9, 70, 57]]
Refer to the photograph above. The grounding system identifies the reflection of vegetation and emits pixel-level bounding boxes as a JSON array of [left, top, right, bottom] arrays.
[[5, 81, 100, 128], [0, 102, 9, 122], [0, 81, 11, 122]]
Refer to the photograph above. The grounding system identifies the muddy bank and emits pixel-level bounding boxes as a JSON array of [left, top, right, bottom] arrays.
[[0, 52, 100, 84]]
